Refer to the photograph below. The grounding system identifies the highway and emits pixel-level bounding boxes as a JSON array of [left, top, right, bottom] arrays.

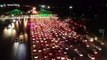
[[0, 15, 107, 60]]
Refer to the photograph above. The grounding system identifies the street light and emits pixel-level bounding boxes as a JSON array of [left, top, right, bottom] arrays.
[[99, 29, 105, 39], [32, 7, 37, 14], [0, 5, 3, 14], [47, 6, 50, 9], [69, 6, 73, 18], [40, 5, 46, 8], [69, 6, 73, 9], [33, 7, 36, 10], [0, 5, 3, 7]]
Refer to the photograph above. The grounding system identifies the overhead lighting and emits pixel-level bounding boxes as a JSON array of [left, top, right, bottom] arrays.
[[69, 6, 73, 9], [40, 5, 46, 8], [32, 7, 36, 10], [47, 6, 50, 9]]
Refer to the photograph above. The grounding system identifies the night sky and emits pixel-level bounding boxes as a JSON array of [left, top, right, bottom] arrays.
[[0, 0, 106, 6], [0, 0, 107, 20]]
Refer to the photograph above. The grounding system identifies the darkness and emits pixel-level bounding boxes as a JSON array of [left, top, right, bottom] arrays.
[[0, 0, 107, 18]]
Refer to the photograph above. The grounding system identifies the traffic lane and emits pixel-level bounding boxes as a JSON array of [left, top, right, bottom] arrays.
[[0, 18, 29, 60], [15, 43, 27, 60]]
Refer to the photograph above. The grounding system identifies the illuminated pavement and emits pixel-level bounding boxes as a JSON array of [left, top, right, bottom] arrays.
[[12, 42, 27, 60], [0, 18, 30, 60]]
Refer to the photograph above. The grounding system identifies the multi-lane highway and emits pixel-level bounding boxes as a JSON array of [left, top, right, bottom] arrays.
[[0, 15, 107, 60], [29, 16, 104, 60]]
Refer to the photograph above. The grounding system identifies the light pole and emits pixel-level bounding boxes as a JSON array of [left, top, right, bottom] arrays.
[[102, 29, 105, 39], [0, 5, 3, 14], [69, 6, 72, 18], [99, 29, 105, 39]]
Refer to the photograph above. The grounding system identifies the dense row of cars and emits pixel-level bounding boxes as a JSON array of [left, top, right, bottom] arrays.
[[29, 17, 103, 60]]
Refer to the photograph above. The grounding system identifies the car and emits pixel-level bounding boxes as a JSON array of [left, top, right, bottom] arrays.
[[15, 38, 19, 42], [19, 39, 23, 43]]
